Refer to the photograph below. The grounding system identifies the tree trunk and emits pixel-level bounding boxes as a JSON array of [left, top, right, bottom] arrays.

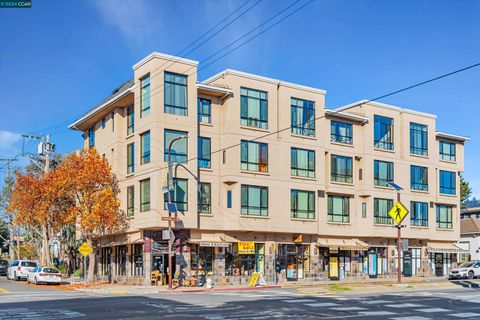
[[9, 222, 14, 260], [41, 225, 49, 266], [87, 239, 95, 283], [15, 226, 20, 260]]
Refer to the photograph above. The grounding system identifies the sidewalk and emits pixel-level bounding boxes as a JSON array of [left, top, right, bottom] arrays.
[[69, 277, 480, 296]]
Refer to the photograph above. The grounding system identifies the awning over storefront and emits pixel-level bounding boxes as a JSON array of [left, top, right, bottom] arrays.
[[317, 238, 369, 251], [189, 233, 236, 247], [427, 242, 465, 253]]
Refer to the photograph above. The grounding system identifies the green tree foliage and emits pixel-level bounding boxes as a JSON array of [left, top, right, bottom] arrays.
[[460, 174, 472, 208]]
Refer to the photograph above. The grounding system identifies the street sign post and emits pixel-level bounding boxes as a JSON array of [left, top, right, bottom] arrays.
[[78, 242, 93, 284], [388, 199, 409, 284]]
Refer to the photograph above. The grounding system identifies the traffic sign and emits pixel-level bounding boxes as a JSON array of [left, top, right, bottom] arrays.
[[388, 201, 409, 224], [78, 242, 93, 257]]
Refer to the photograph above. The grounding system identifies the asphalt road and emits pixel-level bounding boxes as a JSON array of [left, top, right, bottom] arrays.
[[2, 276, 480, 319]]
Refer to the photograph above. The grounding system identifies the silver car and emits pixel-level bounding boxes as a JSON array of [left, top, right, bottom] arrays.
[[448, 261, 480, 280]]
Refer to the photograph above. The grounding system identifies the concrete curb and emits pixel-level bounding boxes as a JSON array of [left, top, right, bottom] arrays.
[[160, 285, 281, 293]]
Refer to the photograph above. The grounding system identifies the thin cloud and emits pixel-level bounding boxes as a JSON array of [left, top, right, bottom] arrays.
[[0, 130, 21, 153]]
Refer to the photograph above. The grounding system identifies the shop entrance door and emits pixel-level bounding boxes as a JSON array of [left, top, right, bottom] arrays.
[[435, 253, 444, 276]]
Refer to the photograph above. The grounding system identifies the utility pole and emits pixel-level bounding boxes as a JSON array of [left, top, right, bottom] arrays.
[[0, 157, 18, 260], [396, 191, 401, 284]]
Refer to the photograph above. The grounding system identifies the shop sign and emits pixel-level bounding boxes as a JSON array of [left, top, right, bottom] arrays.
[[293, 234, 303, 243], [200, 242, 230, 248], [238, 241, 255, 254], [329, 256, 339, 278], [249, 272, 267, 287], [329, 247, 339, 254]]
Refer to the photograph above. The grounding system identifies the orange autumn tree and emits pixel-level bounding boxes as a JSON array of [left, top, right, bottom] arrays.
[[8, 171, 72, 266], [57, 149, 127, 282]]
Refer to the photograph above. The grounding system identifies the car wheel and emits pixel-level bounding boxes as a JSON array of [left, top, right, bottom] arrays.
[[14, 272, 18, 281], [34, 277, 38, 285], [468, 271, 474, 279]]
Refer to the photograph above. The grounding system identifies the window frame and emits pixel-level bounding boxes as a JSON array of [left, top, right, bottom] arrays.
[[410, 201, 428, 227], [164, 129, 188, 163], [291, 97, 315, 137], [140, 74, 151, 117], [88, 127, 95, 149], [410, 122, 428, 156], [374, 160, 394, 187], [240, 87, 268, 129], [411, 165, 428, 191], [164, 178, 188, 212], [198, 182, 211, 214], [328, 195, 350, 223], [240, 140, 268, 173], [127, 185, 134, 217], [164, 71, 188, 116], [436, 205, 453, 229], [291, 147, 315, 178], [439, 140, 456, 161], [127, 143, 135, 174], [291, 189, 315, 219], [140, 179, 150, 212], [330, 120, 353, 144], [374, 115, 394, 150], [198, 98, 211, 123], [241, 185, 268, 216], [127, 105, 134, 135], [373, 198, 394, 225], [331, 154, 353, 183], [140, 131, 150, 165], [198, 136, 211, 169], [439, 170, 456, 195]]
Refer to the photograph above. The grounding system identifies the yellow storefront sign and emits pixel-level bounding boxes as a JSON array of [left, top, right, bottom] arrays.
[[249, 273, 259, 287], [238, 241, 255, 254], [388, 201, 409, 224], [329, 256, 339, 278]]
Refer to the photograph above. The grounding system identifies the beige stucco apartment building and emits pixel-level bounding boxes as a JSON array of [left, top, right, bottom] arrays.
[[69, 52, 469, 286]]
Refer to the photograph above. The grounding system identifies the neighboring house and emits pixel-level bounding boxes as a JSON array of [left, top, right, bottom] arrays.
[[69, 52, 469, 285], [458, 208, 480, 262]]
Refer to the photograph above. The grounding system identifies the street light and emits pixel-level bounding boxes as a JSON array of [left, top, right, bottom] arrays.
[[166, 134, 188, 289]]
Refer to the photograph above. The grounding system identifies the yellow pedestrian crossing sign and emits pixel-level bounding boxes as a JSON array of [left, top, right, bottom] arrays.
[[388, 201, 409, 224], [78, 242, 93, 257]]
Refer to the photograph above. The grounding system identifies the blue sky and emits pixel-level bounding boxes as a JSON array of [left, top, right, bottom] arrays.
[[0, 0, 479, 197]]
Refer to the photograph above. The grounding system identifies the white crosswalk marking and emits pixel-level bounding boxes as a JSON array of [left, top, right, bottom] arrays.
[[329, 306, 367, 311], [449, 313, 480, 318], [363, 299, 394, 304], [415, 308, 450, 313], [391, 317, 432, 320], [304, 302, 339, 307], [360, 311, 396, 316], [283, 299, 316, 303], [386, 303, 422, 308]]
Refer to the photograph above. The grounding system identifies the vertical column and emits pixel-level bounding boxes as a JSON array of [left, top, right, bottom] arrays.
[[144, 231, 152, 286], [264, 241, 276, 284], [214, 247, 225, 287]]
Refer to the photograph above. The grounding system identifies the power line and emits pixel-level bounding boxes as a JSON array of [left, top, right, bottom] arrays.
[[121, 60, 480, 182]]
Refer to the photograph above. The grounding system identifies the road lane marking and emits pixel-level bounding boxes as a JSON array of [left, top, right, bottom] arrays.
[[415, 308, 450, 313], [0, 287, 11, 293], [449, 313, 480, 318]]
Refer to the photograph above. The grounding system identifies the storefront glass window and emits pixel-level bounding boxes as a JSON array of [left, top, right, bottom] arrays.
[[132, 244, 143, 276], [116, 245, 127, 276], [228, 243, 265, 276], [191, 245, 214, 278]]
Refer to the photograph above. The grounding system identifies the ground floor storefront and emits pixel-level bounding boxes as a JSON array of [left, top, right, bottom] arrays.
[[92, 230, 464, 286]]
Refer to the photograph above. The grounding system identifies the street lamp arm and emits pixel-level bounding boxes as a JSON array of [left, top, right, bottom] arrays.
[[174, 163, 199, 182]]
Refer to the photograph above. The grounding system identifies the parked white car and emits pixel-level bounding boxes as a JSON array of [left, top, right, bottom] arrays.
[[7, 260, 37, 281], [27, 267, 62, 285], [448, 261, 480, 280]]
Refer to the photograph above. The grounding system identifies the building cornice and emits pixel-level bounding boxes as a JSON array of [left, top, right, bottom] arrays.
[[132, 52, 199, 71]]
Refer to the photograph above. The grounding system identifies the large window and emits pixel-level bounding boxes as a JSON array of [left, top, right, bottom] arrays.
[[439, 141, 456, 161], [374, 115, 393, 150], [164, 178, 188, 212], [291, 190, 315, 219], [198, 137, 211, 169], [127, 105, 134, 135], [116, 245, 127, 276], [240, 87, 268, 129], [331, 121, 352, 144], [88, 127, 95, 149], [241, 185, 268, 216], [374, 198, 394, 224], [140, 75, 150, 117], [127, 186, 134, 217], [140, 179, 150, 212], [440, 170, 456, 195], [410, 122, 428, 155], [131, 244, 143, 276], [328, 195, 350, 223], [411, 165, 428, 191], [331, 155, 353, 183], [437, 205, 453, 229], [164, 129, 188, 163], [140, 131, 150, 164], [374, 160, 393, 187], [198, 98, 211, 123], [411, 201, 428, 227], [127, 143, 134, 174], [291, 148, 315, 178], [291, 97, 315, 137], [164, 72, 187, 115], [198, 182, 211, 214], [240, 140, 268, 173]]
